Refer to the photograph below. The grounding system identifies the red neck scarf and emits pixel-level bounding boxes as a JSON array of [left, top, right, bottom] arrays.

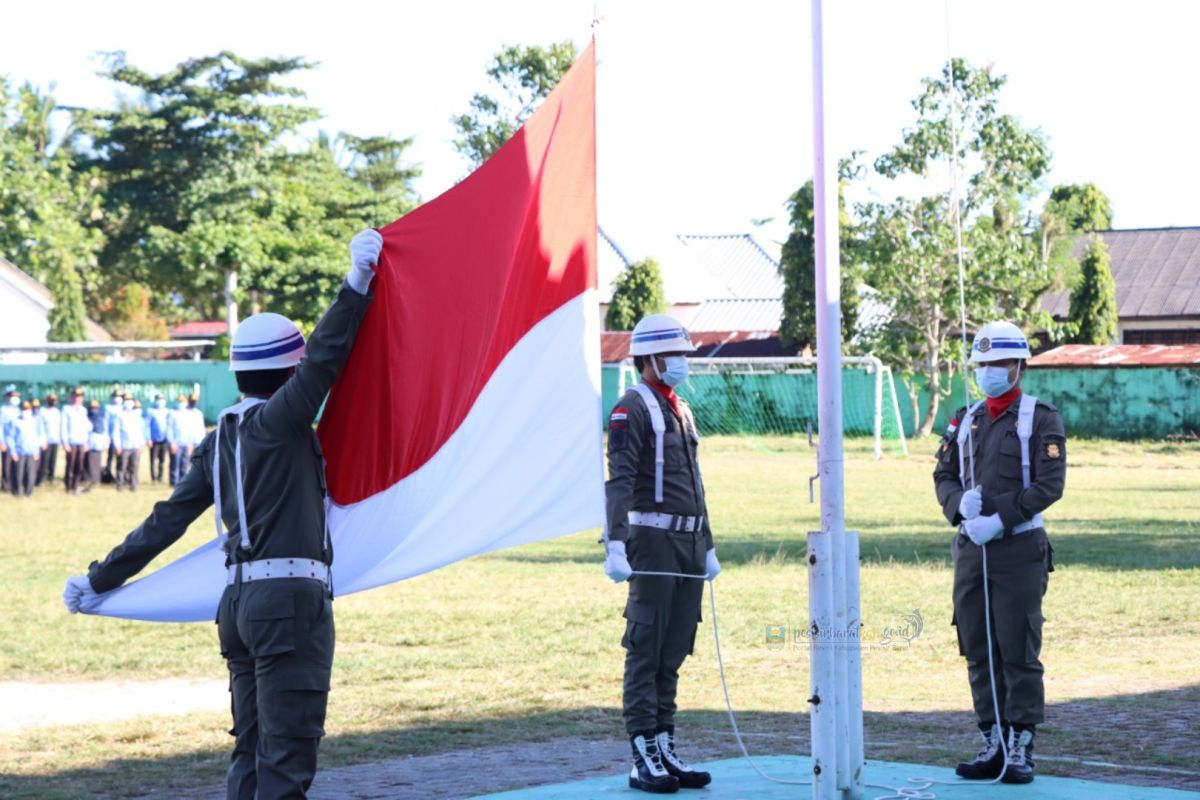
[[645, 378, 682, 418], [985, 385, 1022, 419]]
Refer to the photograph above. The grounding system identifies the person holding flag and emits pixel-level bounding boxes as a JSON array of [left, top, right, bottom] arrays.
[[62, 229, 383, 799]]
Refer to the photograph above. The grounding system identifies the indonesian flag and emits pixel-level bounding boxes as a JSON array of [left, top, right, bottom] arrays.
[[317, 43, 603, 595], [89, 45, 603, 621]]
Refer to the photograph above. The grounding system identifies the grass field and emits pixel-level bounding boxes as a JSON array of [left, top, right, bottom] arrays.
[[1, 436, 1198, 798]]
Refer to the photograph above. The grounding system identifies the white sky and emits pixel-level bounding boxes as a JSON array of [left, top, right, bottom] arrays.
[[4, 0, 1198, 262]]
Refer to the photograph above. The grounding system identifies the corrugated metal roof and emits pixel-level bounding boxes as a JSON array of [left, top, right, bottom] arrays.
[[601, 330, 793, 363], [676, 233, 784, 299], [1042, 228, 1200, 319], [687, 298, 782, 332], [1028, 344, 1200, 367]]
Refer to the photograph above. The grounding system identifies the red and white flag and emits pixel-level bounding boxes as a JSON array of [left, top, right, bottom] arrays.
[[90, 45, 603, 621]]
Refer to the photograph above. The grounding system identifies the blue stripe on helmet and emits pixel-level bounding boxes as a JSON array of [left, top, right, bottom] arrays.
[[632, 329, 687, 343], [233, 331, 305, 353], [973, 338, 1027, 350], [230, 336, 305, 362]]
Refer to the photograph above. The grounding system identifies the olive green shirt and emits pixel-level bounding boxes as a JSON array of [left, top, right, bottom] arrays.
[[89, 283, 373, 593]]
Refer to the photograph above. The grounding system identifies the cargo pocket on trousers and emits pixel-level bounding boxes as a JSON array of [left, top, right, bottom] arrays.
[[1025, 611, 1045, 662], [951, 612, 966, 656], [622, 601, 656, 651], [247, 594, 297, 658], [259, 671, 328, 734]]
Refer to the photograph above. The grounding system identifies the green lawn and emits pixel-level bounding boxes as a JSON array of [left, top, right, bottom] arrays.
[[2, 436, 1198, 798]]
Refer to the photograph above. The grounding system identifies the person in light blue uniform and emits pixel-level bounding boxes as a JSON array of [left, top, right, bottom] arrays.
[[6, 401, 42, 497], [114, 397, 147, 491], [1, 387, 21, 493], [146, 394, 170, 483], [61, 388, 91, 493], [84, 401, 109, 491], [36, 394, 62, 486], [166, 396, 186, 486], [103, 389, 124, 481]]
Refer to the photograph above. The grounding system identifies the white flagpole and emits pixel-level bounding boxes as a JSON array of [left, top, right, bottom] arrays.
[[809, 1, 862, 797]]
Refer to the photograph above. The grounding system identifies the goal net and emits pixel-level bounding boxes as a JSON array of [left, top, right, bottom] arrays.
[[618, 356, 908, 458]]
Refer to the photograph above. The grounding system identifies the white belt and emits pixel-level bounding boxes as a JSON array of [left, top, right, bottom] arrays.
[[226, 558, 330, 585], [1011, 514, 1045, 536], [628, 511, 705, 532]]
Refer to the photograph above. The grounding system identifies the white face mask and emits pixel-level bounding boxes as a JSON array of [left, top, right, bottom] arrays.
[[974, 365, 1016, 398], [7, 396, 18, 406], [655, 355, 689, 388]]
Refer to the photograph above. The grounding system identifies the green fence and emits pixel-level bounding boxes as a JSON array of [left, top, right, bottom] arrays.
[[1023, 367, 1200, 439], [600, 363, 905, 442], [0, 361, 239, 424]]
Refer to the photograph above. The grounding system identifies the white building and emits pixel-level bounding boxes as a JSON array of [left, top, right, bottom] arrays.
[[0, 257, 111, 364]]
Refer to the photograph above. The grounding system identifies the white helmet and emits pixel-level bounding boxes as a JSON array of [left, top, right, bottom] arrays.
[[970, 320, 1031, 363], [229, 313, 306, 372], [629, 314, 696, 356]]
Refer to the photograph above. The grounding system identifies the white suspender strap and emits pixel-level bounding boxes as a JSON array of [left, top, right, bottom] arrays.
[[631, 383, 665, 504], [1017, 393, 1037, 490], [212, 397, 266, 552], [956, 400, 986, 489]]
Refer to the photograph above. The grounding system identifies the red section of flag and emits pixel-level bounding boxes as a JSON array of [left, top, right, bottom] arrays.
[[318, 44, 597, 504]]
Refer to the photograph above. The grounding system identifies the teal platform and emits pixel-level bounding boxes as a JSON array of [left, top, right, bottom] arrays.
[[478, 755, 1199, 799]]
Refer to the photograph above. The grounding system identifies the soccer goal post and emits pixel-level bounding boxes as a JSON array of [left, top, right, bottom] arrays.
[[617, 356, 908, 459]]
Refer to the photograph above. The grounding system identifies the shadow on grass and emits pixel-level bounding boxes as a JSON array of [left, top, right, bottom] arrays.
[[7, 686, 1197, 799], [497, 523, 1200, 572]]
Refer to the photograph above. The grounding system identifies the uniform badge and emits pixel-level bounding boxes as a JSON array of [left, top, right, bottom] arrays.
[[1046, 442, 1061, 459], [977, 337, 991, 353]]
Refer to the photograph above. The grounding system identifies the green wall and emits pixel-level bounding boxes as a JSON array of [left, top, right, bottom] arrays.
[[1022, 367, 1200, 439], [0, 361, 240, 424]]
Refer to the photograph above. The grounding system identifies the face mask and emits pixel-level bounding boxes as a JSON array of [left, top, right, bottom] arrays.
[[975, 365, 1016, 398], [124, 401, 135, 411], [7, 396, 17, 406], [156, 400, 166, 408], [655, 356, 689, 388]]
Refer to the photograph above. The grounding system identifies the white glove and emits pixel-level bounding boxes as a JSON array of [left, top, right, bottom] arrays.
[[62, 575, 102, 614], [347, 229, 384, 294], [705, 548, 721, 581], [963, 514, 1004, 546], [603, 540, 633, 583], [958, 487, 982, 521]]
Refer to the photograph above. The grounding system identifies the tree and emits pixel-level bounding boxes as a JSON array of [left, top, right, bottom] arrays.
[[606, 258, 666, 331], [1039, 183, 1113, 312], [46, 254, 88, 344], [452, 42, 577, 168], [0, 79, 105, 329], [1067, 237, 1118, 345], [779, 157, 863, 351], [859, 59, 1055, 435], [76, 52, 420, 328]]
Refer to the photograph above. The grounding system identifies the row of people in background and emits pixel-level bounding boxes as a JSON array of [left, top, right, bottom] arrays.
[[1, 386, 206, 497]]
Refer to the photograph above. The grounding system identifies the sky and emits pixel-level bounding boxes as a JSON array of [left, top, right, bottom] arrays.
[[4, 0, 1198, 264]]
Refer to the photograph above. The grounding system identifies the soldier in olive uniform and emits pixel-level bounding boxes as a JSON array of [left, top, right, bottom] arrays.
[[933, 321, 1066, 785], [63, 229, 384, 799], [604, 314, 721, 794]]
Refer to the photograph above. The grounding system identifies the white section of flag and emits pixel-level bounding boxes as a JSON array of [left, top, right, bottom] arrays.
[[88, 291, 605, 622]]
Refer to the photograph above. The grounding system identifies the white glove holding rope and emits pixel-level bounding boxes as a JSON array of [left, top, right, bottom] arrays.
[[958, 487, 982, 520], [963, 513, 1004, 546], [347, 229, 384, 294], [705, 548, 721, 581], [604, 540, 633, 583], [62, 575, 103, 614]]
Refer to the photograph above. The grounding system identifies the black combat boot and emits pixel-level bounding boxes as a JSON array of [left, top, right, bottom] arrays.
[[955, 723, 1004, 780], [655, 725, 712, 788], [1000, 726, 1035, 784], [629, 730, 680, 793]]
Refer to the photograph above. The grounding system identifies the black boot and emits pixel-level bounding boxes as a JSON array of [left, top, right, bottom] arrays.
[[655, 725, 712, 789], [955, 723, 1004, 780], [629, 730, 680, 793], [1001, 726, 1035, 784]]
